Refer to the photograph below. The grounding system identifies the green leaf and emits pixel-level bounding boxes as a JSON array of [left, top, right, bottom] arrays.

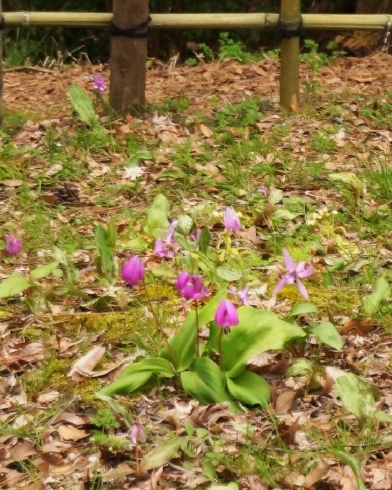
[[268, 189, 283, 205], [95, 393, 134, 429], [222, 307, 306, 378], [95, 220, 117, 282], [332, 450, 366, 490], [177, 215, 193, 235], [227, 371, 270, 407], [198, 227, 211, 254], [144, 193, 170, 238], [208, 484, 239, 490], [68, 84, 98, 126], [141, 436, 182, 471], [125, 150, 153, 168], [30, 261, 60, 282], [362, 276, 391, 316], [181, 357, 230, 404], [335, 373, 379, 421], [0, 272, 31, 298], [216, 265, 242, 282], [165, 311, 196, 371], [98, 358, 175, 396], [307, 321, 343, 351], [286, 303, 318, 321]]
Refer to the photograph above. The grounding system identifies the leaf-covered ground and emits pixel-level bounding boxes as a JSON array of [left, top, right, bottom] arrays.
[[2, 51, 392, 489]]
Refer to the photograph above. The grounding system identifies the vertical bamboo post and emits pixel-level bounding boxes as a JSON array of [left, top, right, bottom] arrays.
[[279, 0, 301, 111], [109, 0, 149, 116], [0, 0, 3, 125]]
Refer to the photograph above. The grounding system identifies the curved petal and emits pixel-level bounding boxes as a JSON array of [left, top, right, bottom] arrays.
[[272, 275, 289, 296], [296, 279, 309, 301], [298, 264, 313, 279], [283, 249, 296, 272]]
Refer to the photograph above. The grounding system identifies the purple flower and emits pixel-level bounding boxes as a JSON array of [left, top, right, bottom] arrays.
[[165, 220, 178, 243], [229, 286, 250, 306], [214, 299, 239, 329], [176, 271, 208, 300], [130, 419, 146, 444], [223, 206, 241, 233], [154, 238, 178, 258], [273, 249, 313, 301], [5, 234, 22, 255], [121, 255, 145, 286], [258, 186, 268, 197], [93, 74, 107, 92], [190, 228, 201, 244]]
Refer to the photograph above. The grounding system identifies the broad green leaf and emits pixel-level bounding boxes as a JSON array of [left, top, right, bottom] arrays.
[[144, 194, 170, 238], [198, 227, 211, 254], [332, 450, 366, 490], [98, 358, 175, 396], [227, 371, 270, 407], [328, 172, 364, 197], [181, 357, 230, 404], [68, 84, 98, 126], [286, 303, 318, 321], [307, 321, 343, 351], [202, 459, 217, 481], [125, 150, 153, 168], [177, 215, 193, 235], [375, 411, 392, 423], [222, 307, 305, 378], [335, 373, 379, 421], [286, 358, 314, 379], [95, 221, 117, 282], [362, 276, 391, 316], [272, 209, 299, 221], [141, 436, 182, 471], [216, 265, 242, 282], [0, 272, 31, 298], [30, 261, 60, 282], [164, 311, 196, 371]]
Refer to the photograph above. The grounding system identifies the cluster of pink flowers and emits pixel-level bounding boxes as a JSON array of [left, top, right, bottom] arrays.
[[4, 233, 22, 255]]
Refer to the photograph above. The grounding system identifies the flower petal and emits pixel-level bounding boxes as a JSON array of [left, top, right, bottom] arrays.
[[272, 275, 289, 297], [296, 278, 309, 301], [283, 249, 296, 272], [298, 264, 313, 279]]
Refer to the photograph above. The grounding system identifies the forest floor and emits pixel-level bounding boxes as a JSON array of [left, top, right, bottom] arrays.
[[1, 50, 392, 489]]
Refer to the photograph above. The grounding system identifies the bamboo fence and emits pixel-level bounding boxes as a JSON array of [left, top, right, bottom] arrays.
[[1, 4, 392, 117]]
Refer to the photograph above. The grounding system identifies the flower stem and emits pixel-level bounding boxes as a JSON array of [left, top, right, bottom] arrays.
[[218, 328, 224, 371], [142, 279, 178, 365], [135, 444, 141, 477], [194, 300, 200, 357]]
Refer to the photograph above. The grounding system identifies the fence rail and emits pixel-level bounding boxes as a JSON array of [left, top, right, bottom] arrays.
[[2, 12, 392, 31]]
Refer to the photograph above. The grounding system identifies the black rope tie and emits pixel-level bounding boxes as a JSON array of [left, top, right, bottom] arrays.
[[277, 17, 303, 42], [110, 15, 151, 38], [0, 16, 5, 30]]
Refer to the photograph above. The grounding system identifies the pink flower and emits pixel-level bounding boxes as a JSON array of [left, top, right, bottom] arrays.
[[229, 286, 250, 306], [93, 74, 106, 92], [121, 256, 145, 286], [273, 249, 313, 301], [214, 299, 239, 329], [5, 233, 22, 255], [154, 220, 179, 258], [176, 271, 208, 300], [223, 206, 241, 233], [130, 419, 146, 444]]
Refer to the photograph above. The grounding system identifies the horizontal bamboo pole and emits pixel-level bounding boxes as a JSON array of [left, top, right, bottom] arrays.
[[1, 12, 392, 31]]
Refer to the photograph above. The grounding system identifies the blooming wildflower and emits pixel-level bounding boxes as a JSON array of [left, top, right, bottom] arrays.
[[121, 255, 145, 286], [93, 74, 107, 92], [5, 233, 22, 255], [228, 286, 250, 306], [214, 299, 239, 330], [223, 206, 241, 233], [273, 249, 313, 301], [175, 271, 208, 300], [154, 238, 178, 258], [130, 419, 146, 444]]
